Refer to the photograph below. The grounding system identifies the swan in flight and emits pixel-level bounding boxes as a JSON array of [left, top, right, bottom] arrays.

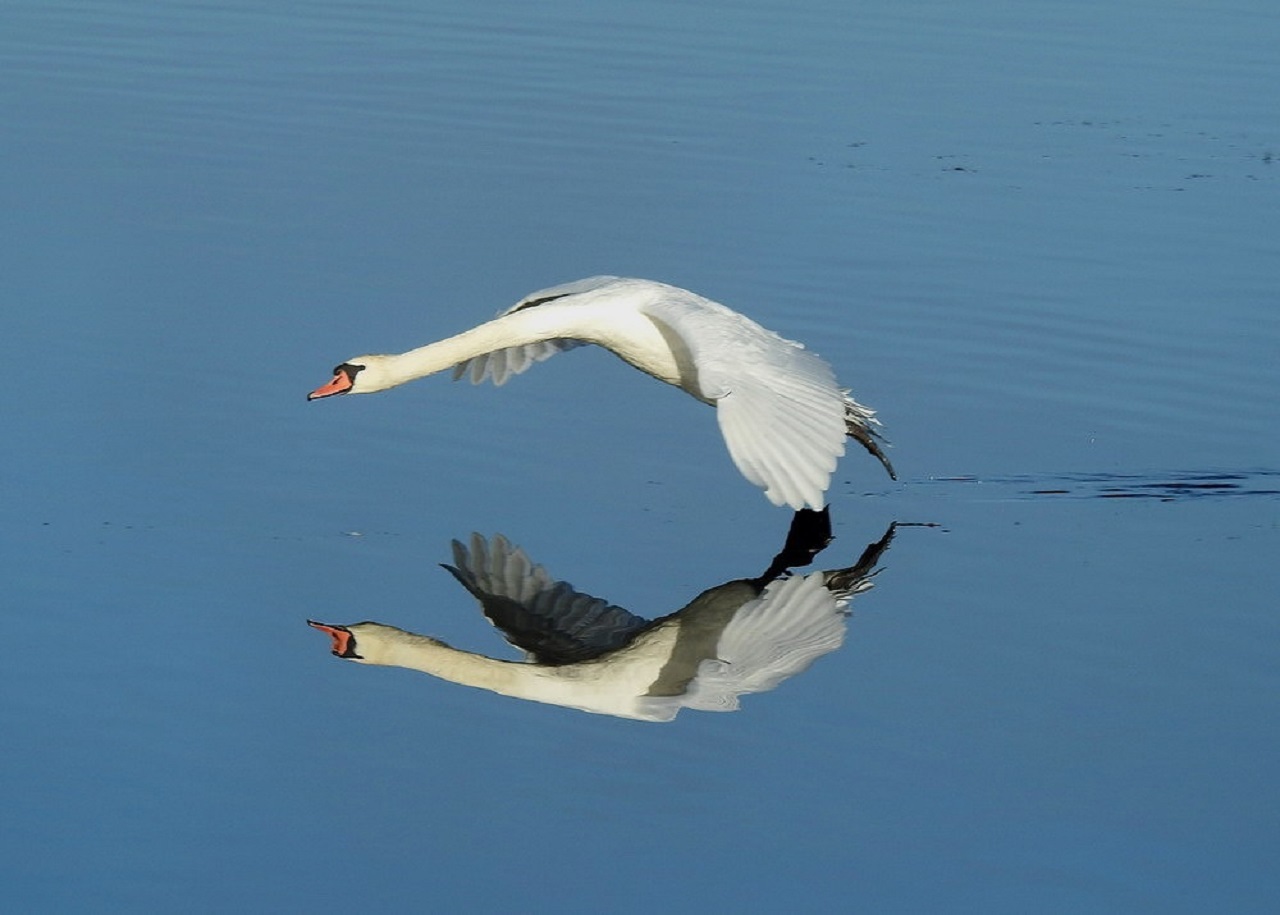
[[308, 276, 895, 509], [307, 512, 897, 721]]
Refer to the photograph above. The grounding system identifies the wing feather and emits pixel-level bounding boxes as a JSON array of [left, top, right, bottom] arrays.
[[634, 287, 847, 510], [710, 350, 847, 510], [681, 572, 848, 711], [450, 277, 620, 386], [443, 533, 650, 665]]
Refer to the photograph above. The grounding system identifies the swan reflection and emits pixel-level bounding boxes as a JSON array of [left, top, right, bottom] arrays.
[[309, 511, 896, 721]]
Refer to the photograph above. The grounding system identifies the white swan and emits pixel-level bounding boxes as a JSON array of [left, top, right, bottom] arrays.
[[307, 518, 896, 721], [308, 276, 895, 509]]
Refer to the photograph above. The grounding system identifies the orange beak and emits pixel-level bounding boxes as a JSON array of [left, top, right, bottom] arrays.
[[308, 620, 354, 656], [308, 369, 354, 401]]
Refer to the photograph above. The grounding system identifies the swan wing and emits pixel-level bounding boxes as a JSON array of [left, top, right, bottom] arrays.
[[691, 323, 847, 511], [451, 276, 621, 386], [451, 338, 588, 386], [442, 533, 650, 665], [680, 571, 848, 712]]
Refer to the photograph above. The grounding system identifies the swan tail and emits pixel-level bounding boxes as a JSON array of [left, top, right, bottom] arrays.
[[843, 394, 897, 481], [823, 522, 897, 603]]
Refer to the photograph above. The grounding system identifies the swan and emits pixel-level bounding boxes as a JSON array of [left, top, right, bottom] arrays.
[[308, 276, 895, 509], [307, 513, 897, 721]]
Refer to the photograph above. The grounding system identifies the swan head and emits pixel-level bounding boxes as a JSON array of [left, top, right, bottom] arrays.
[[308, 620, 366, 659], [308, 620, 438, 666], [307, 356, 400, 400]]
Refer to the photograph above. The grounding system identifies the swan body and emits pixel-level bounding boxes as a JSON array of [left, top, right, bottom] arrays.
[[309, 276, 895, 510], [308, 520, 895, 721]]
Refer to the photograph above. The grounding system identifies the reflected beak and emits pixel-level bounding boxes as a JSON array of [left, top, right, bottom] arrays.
[[308, 369, 354, 401], [308, 620, 357, 658]]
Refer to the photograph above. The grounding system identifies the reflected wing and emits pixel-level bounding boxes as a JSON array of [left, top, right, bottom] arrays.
[[451, 276, 620, 386], [679, 571, 848, 711], [442, 533, 650, 665]]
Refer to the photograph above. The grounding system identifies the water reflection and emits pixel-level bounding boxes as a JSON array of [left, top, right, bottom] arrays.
[[309, 510, 897, 721], [925, 469, 1280, 501]]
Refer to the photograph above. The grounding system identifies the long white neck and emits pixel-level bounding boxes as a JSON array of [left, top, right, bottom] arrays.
[[356, 300, 686, 392], [358, 626, 531, 695], [347, 623, 685, 720], [372, 307, 586, 389]]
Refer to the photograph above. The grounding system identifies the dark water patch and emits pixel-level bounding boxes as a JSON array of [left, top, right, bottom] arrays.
[[925, 470, 1280, 502]]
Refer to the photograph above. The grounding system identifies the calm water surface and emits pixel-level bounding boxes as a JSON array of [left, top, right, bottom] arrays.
[[2, 0, 1278, 911]]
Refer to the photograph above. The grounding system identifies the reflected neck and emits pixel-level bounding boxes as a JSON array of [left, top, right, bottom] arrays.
[[369, 629, 525, 692]]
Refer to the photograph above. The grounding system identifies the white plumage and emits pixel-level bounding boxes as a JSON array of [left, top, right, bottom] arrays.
[[308, 522, 895, 721], [309, 276, 895, 509]]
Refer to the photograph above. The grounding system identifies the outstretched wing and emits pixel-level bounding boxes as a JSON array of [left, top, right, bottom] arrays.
[[451, 276, 621, 386], [442, 533, 650, 665], [695, 329, 847, 511], [680, 525, 894, 712], [712, 352, 847, 510], [634, 286, 848, 510], [679, 571, 848, 712]]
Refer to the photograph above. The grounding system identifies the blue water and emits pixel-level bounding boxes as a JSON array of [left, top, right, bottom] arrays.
[[3, 0, 1278, 911]]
